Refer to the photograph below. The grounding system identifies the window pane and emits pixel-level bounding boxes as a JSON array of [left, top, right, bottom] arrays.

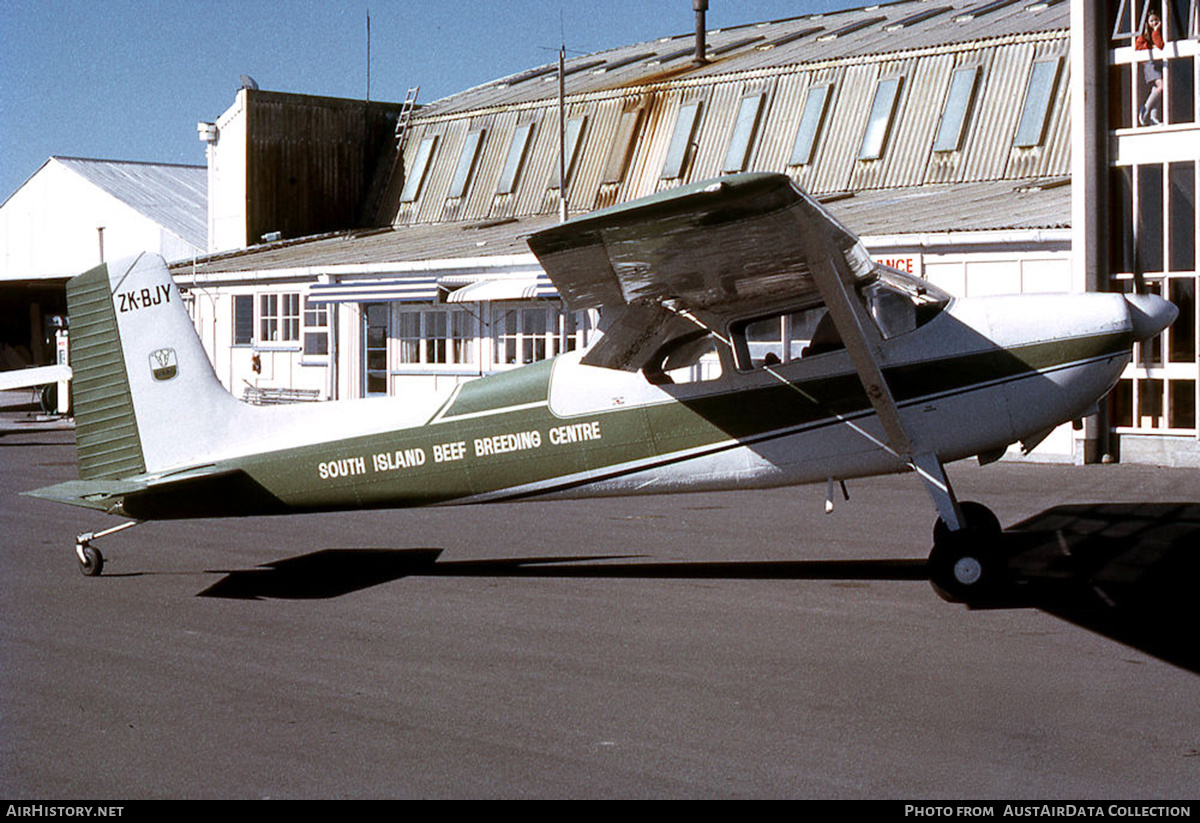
[[1139, 163, 1164, 273], [449, 130, 485, 198], [1167, 56, 1194, 125], [933, 67, 978, 152], [662, 101, 701, 179], [859, 78, 902, 160], [233, 295, 253, 345], [789, 85, 830, 166], [723, 94, 764, 173], [400, 136, 437, 202], [1169, 161, 1195, 272], [1169, 278, 1196, 362], [1111, 166, 1134, 273], [1014, 59, 1060, 148], [561, 116, 586, 186], [602, 110, 641, 184], [497, 123, 533, 194], [1170, 379, 1196, 429]]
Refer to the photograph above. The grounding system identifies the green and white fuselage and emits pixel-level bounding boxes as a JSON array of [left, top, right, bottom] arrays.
[[27, 174, 1175, 590]]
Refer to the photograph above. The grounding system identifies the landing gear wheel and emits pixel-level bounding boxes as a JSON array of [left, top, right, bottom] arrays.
[[929, 502, 1004, 604], [932, 500, 1001, 545], [77, 543, 104, 577]]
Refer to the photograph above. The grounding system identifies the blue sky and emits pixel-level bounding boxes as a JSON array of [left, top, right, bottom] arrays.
[[0, 1, 862, 201]]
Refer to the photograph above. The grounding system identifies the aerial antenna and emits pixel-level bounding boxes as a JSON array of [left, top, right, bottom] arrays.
[[366, 7, 372, 104]]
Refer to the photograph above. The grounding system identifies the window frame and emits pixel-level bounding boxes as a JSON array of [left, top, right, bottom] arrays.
[[932, 66, 980, 153], [1013, 58, 1061, 149], [722, 92, 765, 173], [257, 292, 301, 349], [448, 129, 486, 199], [859, 76, 904, 161], [400, 135, 438, 203], [789, 84, 832, 166]]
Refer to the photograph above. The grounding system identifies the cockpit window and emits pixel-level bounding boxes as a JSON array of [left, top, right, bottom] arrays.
[[733, 305, 843, 369], [731, 267, 949, 370], [860, 266, 950, 339]]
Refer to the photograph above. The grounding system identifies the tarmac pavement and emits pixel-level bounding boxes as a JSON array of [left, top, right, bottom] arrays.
[[2, 428, 1198, 798]]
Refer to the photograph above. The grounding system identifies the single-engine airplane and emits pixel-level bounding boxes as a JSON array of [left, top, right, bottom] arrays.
[[26, 173, 1175, 603]]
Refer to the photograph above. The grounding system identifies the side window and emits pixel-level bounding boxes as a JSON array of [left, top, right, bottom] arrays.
[[733, 307, 843, 370], [645, 332, 725, 385]]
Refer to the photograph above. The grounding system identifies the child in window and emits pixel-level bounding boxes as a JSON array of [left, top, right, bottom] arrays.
[[1137, 10, 1165, 126]]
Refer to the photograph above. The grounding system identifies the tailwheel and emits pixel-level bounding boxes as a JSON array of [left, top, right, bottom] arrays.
[[928, 502, 1005, 604], [76, 541, 104, 577], [73, 520, 139, 577]]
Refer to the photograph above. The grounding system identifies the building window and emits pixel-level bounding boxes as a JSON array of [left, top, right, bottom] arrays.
[[662, 101, 702, 179], [303, 297, 328, 357], [1013, 58, 1060, 148], [233, 295, 253, 346], [497, 123, 534, 195], [449, 130, 485, 199], [859, 77, 903, 160], [933, 67, 979, 152], [788, 85, 831, 166], [259, 293, 300, 344], [494, 305, 590, 366], [396, 308, 476, 366], [400, 135, 437, 203], [723, 92, 764, 173], [602, 108, 642, 184], [363, 303, 389, 396], [560, 116, 587, 187], [1110, 161, 1198, 433]]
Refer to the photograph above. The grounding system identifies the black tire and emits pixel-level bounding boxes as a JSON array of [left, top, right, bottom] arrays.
[[928, 533, 1003, 603], [79, 545, 104, 577], [932, 500, 1001, 545]]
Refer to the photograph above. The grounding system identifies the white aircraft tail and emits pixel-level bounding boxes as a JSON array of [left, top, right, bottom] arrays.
[[67, 253, 250, 479]]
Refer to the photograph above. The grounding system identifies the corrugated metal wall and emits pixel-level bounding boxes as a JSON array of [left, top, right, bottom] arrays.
[[389, 29, 1070, 227]]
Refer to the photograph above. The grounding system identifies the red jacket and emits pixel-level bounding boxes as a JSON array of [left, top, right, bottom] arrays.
[[1136, 28, 1165, 50]]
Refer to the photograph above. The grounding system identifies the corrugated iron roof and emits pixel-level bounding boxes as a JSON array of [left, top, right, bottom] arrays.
[[174, 179, 1068, 278], [418, 0, 1068, 117], [54, 157, 207, 250]]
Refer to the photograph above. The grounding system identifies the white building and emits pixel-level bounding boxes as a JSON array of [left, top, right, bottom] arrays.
[[0, 156, 206, 368]]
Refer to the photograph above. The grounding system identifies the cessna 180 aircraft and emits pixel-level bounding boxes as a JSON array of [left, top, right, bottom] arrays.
[[26, 173, 1175, 603]]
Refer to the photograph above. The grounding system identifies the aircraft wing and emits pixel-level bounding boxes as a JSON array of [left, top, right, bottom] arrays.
[[0, 364, 71, 392], [527, 172, 874, 370]]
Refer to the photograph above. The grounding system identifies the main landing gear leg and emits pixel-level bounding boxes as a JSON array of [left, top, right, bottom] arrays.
[[75, 520, 140, 577], [912, 452, 1004, 604]]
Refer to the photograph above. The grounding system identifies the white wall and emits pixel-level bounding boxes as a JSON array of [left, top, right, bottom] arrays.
[[0, 160, 202, 280]]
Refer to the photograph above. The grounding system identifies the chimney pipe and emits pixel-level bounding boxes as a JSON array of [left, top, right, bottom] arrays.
[[694, 0, 708, 65]]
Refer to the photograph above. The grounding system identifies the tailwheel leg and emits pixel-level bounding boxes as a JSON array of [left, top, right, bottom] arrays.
[[74, 520, 140, 577]]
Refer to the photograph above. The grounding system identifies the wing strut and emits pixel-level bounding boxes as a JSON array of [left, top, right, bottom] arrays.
[[798, 227, 966, 532]]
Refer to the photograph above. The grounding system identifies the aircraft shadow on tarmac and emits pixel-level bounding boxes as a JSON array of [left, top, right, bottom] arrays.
[[197, 502, 1200, 675]]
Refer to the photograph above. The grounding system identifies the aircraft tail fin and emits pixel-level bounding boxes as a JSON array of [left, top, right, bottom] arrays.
[[67, 254, 246, 479]]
